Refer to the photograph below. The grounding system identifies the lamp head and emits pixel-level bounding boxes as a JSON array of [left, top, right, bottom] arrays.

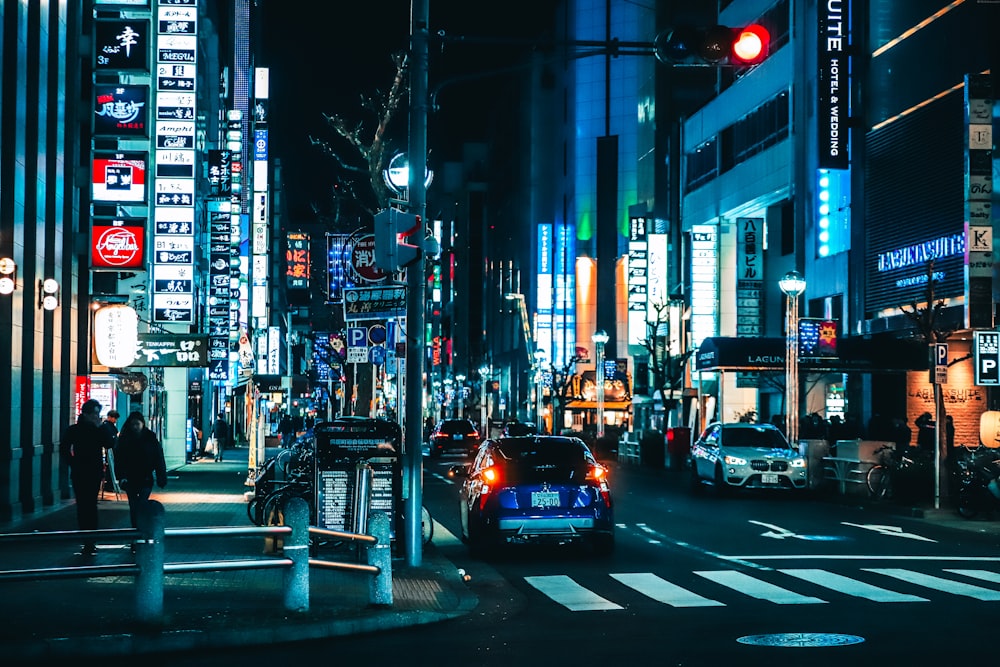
[[592, 329, 609, 345], [778, 270, 806, 297]]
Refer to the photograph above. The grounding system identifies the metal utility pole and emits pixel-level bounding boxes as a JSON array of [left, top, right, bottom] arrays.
[[405, 0, 428, 567]]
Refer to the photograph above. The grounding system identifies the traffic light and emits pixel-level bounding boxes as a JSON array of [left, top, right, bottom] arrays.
[[374, 208, 422, 272], [654, 24, 769, 66]]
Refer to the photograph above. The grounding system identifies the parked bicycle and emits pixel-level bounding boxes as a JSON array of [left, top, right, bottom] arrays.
[[866, 443, 917, 500]]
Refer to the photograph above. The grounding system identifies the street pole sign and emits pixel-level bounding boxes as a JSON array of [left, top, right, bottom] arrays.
[[930, 343, 948, 385], [974, 331, 1000, 385]]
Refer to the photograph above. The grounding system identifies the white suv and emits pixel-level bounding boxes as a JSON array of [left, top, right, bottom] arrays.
[[689, 422, 807, 494]]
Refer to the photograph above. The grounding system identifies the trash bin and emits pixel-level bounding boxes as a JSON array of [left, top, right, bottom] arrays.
[[665, 427, 691, 471], [640, 429, 665, 469]]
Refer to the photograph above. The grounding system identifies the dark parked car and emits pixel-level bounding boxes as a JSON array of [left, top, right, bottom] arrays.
[[501, 420, 538, 437], [689, 422, 808, 494], [449, 435, 615, 556], [427, 418, 481, 458]]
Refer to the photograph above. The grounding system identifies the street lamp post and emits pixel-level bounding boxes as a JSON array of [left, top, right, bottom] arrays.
[[479, 364, 490, 434], [456, 374, 465, 419], [778, 271, 806, 448], [534, 351, 547, 433], [592, 330, 609, 439]]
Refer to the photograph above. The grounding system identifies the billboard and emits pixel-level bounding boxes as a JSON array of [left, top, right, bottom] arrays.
[[92, 218, 146, 270], [92, 152, 147, 203], [94, 85, 148, 136]]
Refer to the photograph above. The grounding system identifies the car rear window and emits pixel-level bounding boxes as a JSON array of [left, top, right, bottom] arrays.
[[495, 438, 589, 465], [438, 420, 475, 435]]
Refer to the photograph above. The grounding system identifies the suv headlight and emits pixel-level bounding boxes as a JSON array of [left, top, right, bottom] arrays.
[[789, 457, 807, 468], [724, 454, 747, 466]]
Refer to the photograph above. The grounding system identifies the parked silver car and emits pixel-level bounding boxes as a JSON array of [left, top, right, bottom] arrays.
[[689, 422, 807, 493]]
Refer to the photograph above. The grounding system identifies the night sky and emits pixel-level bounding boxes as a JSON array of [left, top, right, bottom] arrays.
[[261, 0, 561, 222]]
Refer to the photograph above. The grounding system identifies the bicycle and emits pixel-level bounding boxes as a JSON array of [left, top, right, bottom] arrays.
[[865, 443, 916, 500]]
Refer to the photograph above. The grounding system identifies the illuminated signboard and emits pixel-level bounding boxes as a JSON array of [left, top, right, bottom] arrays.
[[798, 318, 839, 358], [95, 19, 149, 71], [92, 151, 147, 203], [690, 224, 718, 349], [627, 216, 648, 346], [94, 85, 148, 137], [287, 232, 311, 290], [92, 218, 145, 270]]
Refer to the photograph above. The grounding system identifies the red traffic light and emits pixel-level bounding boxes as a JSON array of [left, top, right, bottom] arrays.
[[731, 24, 770, 65]]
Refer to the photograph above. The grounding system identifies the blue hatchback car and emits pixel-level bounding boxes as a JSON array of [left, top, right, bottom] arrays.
[[450, 436, 614, 556]]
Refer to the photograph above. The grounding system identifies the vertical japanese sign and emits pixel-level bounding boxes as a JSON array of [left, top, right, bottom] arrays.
[[690, 225, 718, 350], [286, 232, 310, 291], [964, 73, 994, 330], [736, 218, 763, 337], [152, 1, 197, 324], [627, 216, 648, 346]]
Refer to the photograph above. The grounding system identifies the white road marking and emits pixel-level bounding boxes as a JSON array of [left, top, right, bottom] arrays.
[[749, 520, 803, 539], [841, 522, 937, 542], [865, 568, 1000, 600], [945, 569, 1000, 585], [695, 570, 827, 604], [429, 472, 454, 485], [524, 575, 623, 611], [779, 568, 928, 603], [611, 572, 724, 607], [634, 523, 770, 570]]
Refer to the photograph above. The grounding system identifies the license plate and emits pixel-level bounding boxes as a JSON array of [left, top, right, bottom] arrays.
[[762, 473, 779, 484], [531, 491, 560, 507], [452, 434, 464, 440]]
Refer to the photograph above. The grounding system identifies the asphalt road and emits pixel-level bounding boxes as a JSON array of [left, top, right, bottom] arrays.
[[170, 456, 1000, 666]]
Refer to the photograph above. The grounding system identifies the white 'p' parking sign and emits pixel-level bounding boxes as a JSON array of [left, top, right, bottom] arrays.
[[974, 331, 1000, 386]]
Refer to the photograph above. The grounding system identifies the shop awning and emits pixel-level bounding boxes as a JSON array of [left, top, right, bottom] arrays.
[[694, 336, 928, 373], [565, 400, 632, 411]]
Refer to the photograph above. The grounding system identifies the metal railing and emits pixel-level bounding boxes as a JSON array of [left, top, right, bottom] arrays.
[[0, 497, 392, 624]]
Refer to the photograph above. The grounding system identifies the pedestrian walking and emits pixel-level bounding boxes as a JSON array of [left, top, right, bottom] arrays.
[[60, 398, 115, 555], [115, 411, 167, 536], [213, 412, 230, 462], [100, 409, 120, 447]]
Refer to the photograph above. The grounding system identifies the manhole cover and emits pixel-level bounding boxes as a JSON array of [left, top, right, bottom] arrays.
[[737, 633, 865, 648]]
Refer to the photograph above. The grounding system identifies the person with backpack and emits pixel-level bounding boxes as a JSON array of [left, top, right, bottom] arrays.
[[115, 411, 167, 535]]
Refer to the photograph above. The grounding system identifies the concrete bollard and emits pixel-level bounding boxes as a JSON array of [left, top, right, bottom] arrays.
[[135, 499, 165, 624], [282, 496, 310, 613], [367, 511, 393, 607]]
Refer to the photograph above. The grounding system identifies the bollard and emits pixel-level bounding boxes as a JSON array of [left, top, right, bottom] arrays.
[[282, 496, 310, 613], [135, 499, 165, 624], [367, 511, 393, 607]]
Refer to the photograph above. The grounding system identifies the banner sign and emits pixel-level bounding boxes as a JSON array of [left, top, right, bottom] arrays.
[[343, 286, 406, 321], [129, 333, 208, 367]]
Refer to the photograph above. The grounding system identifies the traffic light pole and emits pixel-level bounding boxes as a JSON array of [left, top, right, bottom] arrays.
[[405, 0, 428, 568]]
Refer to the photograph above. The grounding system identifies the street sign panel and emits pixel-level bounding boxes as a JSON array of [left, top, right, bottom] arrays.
[[930, 343, 948, 385], [347, 327, 367, 349], [975, 331, 1000, 386], [347, 347, 367, 364]]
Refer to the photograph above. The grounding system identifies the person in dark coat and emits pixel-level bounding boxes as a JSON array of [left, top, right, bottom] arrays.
[[213, 412, 230, 462], [60, 398, 115, 555], [115, 411, 167, 532]]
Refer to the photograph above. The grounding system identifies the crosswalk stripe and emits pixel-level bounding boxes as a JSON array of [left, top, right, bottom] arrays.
[[524, 575, 623, 611], [695, 570, 827, 604], [778, 568, 928, 603], [865, 568, 1000, 601], [945, 569, 1000, 585], [611, 573, 725, 607]]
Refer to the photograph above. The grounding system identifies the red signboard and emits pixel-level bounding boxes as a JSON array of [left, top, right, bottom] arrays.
[[92, 220, 145, 269], [92, 152, 147, 202], [351, 234, 387, 283]]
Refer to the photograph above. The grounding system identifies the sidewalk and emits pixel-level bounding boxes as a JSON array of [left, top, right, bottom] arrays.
[[0, 447, 477, 662]]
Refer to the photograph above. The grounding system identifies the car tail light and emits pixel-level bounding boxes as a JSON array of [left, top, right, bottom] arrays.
[[479, 466, 500, 510], [587, 465, 612, 507]]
